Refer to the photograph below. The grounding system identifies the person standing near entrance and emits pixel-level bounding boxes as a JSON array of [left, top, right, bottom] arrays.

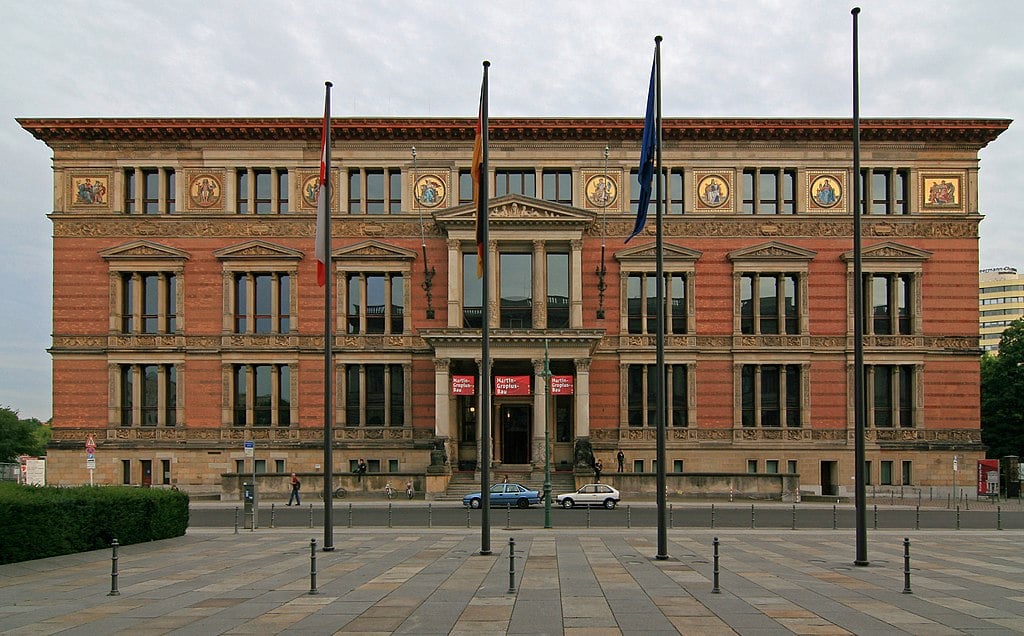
[[594, 459, 603, 483], [287, 472, 301, 506], [616, 450, 625, 472]]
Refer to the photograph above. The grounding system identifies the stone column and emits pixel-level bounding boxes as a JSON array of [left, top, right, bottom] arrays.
[[574, 358, 591, 439], [532, 357, 547, 467], [446, 239, 461, 328], [434, 358, 451, 439], [570, 239, 584, 328]]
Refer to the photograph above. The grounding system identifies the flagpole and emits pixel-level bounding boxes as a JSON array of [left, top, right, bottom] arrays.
[[478, 60, 493, 556], [652, 35, 668, 561], [321, 81, 335, 552], [851, 7, 868, 567]]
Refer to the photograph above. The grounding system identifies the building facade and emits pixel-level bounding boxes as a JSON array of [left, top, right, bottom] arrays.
[[979, 267, 1024, 353], [20, 116, 1008, 498]]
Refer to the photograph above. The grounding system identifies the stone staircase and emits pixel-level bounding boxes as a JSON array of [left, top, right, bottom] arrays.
[[435, 469, 578, 501]]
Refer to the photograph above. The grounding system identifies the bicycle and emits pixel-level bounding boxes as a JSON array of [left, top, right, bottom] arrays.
[[384, 483, 395, 500]]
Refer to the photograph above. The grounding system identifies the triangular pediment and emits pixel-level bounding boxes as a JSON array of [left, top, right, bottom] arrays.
[[213, 240, 304, 260], [615, 242, 703, 262], [727, 241, 817, 262], [434, 194, 595, 230], [99, 240, 190, 261], [333, 240, 417, 261], [840, 242, 933, 262]]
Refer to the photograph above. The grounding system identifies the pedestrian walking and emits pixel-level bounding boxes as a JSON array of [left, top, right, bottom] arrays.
[[405, 480, 414, 499], [287, 472, 301, 506], [616, 450, 625, 472], [384, 482, 395, 499], [594, 459, 603, 483]]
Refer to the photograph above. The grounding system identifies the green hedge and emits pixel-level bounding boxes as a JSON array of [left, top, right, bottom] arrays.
[[0, 483, 189, 564]]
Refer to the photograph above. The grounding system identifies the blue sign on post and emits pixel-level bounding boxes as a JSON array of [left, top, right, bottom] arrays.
[[244, 440, 254, 457]]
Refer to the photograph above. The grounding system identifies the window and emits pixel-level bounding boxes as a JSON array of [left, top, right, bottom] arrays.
[[388, 459, 399, 473], [547, 253, 569, 328], [880, 460, 893, 485], [765, 460, 779, 474], [254, 459, 267, 474], [275, 459, 286, 473], [120, 272, 177, 334], [235, 459, 245, 474], [500, 253, 532, 328], [348, 168, 402, 213], [742, 168, 795, 214], [740, 273, 799, 335], [231, 364, 292, 427], [747, 460, 758, 474], [626, 364, 689, 427], [542, 169, 572, 204], [463, 253, 483, 328], [459, 169, 473, 204], [865, 273, 912, 335], [125, 168, 175, 214], [668, 169, 684, 214], [901, 460, 912, 485], [495, 169, 535, 197], [741, 364, 803, 427], [119, 363, 177, 427], [460, 397, 477, 443], [633, 459, 645, 473], [344, 364, 406, 427], [629, 168, 667, 214], [860, 168, 908, 215], [161, 459, 171, 485], [865, 364, 915, 428], [787, 460, 798, 475], [345, 273, 404, 334], [368, 459, 381, 473], [234, 273, 290, 334], [673, 459, 684, 473], [865, 461, 872, 485], [236, 168, 289, 214], [627, 273, 688, 335], [121, 459, 131, 485]]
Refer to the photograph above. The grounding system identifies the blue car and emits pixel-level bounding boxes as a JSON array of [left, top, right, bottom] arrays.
[[463, 483, 541, 509]]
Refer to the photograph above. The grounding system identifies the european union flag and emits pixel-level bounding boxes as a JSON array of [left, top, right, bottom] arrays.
[[626, 55, 657, 243]]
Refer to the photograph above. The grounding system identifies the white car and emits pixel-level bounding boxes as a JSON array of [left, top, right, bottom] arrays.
[[556, 483, 620, 509]]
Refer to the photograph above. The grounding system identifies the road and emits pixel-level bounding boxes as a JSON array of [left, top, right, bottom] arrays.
[[189, 499, 1024, 530]]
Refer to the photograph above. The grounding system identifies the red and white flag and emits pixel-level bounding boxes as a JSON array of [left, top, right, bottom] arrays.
[[315, 86, 331, 287]]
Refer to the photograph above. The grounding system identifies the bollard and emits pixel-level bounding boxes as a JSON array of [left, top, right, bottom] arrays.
[[873, 504, 877, 530], [918, 490, 922, 506], [956, 505, 960, 530], [507, 537, 516, 594], [997, 505, 1002, 531], [626, 505, 631, 529], [832, 504, 837, 530], [388, 502, 393, 528], [890, 490, 894, 506], [466, 505, 471, 528], [669, 503, 673, 529], [710, 503, 715, 529], [309, 503, 313, 529], [902, 537, 912, 594], [108, 539, 121, 596], [348, 502, 353, 528], [711, 537, 721, 594], [270, 503, 275, 529], [915, 505, 920, 531], [234, 507, 239, 534], [965, 492, 969, 511], [506, 504, 511, 530], [791, 504, 796, 531], [309, 539, 319, 595], [428, 503, 432, 528], [586, 504, 591, 528], [750, 504, 755, 529]]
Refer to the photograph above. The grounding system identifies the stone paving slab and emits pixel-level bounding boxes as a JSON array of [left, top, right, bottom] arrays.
[[1, 528, 1023, 635]]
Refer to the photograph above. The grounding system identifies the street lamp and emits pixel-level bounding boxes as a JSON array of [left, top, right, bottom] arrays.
[[542, 339, 553, 528]]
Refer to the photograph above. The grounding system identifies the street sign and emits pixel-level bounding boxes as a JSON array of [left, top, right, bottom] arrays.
[[85, 433, 96, 455], [244, 440, 254, 457], [86, 457, 96, 470]]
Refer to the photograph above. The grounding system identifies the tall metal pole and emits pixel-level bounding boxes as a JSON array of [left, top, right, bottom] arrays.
[[653, 35, 668, 561], [543, 339, 552, 529], [321, 81, 335, 552], [478, 61, 492, 556], [851, 8, 868, 566]]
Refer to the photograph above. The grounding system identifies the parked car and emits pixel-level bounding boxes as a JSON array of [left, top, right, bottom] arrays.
[[463, 483, 541, 509], [556, 483, 620, 509]]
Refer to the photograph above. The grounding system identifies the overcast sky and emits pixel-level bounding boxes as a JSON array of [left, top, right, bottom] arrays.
[[1, 0, 1020, 421]]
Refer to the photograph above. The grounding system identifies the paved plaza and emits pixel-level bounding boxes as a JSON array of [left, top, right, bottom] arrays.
[[2, 520, 1023, 635]]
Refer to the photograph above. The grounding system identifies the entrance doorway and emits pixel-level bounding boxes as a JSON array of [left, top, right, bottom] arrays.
[[820, 460, 837, 496], [499, 404, 531, 464]]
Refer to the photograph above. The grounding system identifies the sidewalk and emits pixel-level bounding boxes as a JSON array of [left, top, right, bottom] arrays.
[[2, 527, 1022, 635]]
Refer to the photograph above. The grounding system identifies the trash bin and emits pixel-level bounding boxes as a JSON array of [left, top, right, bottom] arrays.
[[243, 482, 256, 529]]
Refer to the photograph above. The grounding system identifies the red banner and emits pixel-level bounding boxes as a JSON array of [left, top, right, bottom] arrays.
[[550, 375, 574, 395], [494, 375, 531, 396], [451, 375, 475, 395], [977, 459, 1000, 496]]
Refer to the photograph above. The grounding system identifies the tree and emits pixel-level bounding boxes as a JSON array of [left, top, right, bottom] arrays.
[[980, 319, 1024, 459], [0, 407, 46, 462]]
